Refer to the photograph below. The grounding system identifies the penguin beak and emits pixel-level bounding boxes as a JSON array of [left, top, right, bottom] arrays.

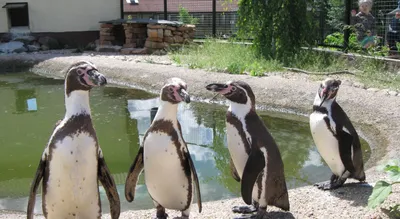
[[205, 83, 227, 92], [320, 93, 327, 107], [89, 70, 107, 86], [179, 88, 191, 103]]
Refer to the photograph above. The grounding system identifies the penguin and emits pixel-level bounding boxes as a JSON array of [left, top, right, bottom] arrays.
[[125, 78, 202, 219], [309, 78, 366, 190], [205, 81, 289, 218], [27, 61, 120, 219]]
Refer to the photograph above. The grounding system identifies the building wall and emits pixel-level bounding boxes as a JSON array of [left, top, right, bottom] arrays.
[[0, 0, 120, 33]]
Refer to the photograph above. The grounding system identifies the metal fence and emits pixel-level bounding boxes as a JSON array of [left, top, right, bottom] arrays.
[[124, 0, 400, 53], [124, 0, 239, 38], [317, 0, 400, 53]]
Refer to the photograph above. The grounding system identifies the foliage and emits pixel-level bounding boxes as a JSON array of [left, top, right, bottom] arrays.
[[326, 0, 345, 32], [178, 5, 199, 25], [236, 0, 318, 64], [368, 160, 400, 217], [169, 39, 283, 75], [323, 32, 390, 57], [170, 39, 400, 90]]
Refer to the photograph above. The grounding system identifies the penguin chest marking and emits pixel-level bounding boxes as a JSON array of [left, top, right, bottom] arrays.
[[226, 122, 248, 179], [143, 131, 192, 210], [46, 133, 100, 218], [310, 112, 345, 176]]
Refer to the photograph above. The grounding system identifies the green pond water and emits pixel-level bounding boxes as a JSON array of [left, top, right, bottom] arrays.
[[0, 72, 371, 214]]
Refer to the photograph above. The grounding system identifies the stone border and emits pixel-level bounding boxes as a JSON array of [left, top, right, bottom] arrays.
[[0, 54, 399, 218]]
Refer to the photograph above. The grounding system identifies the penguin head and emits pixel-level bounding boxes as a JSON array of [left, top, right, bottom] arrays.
[[205, 81, 255, 107], [161, 77, 190, 104], [318, 78, 341, 106], [65, 60, 107, 96]]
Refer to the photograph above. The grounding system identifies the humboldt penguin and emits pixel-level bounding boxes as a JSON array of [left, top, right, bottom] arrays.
[[310, 78, 366, 190], [125, 78, 202, 219], [205, 81, 289, 218], [27, 61, 120, 219]]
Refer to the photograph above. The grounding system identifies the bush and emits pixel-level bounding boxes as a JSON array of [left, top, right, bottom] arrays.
[[178, 5, 199, 25]]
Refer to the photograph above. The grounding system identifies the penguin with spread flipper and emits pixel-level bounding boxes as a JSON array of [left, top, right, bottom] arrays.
[[125, 78, 202, 219], [27, 61, 120, 219], [206, 81, 289, 218]]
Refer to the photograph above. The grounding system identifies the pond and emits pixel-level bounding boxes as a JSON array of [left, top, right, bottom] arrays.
[[0, 72, 371, 214]]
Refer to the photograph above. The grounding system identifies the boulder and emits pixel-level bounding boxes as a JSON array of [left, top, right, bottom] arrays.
[[14, 35, 36, 44], [0, 41, 25, 53], [38, 36, 60, 49], [27, 44, 40, 52]]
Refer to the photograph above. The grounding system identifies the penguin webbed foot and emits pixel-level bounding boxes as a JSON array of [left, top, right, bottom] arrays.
[[154, 213, 168, 219], [232, 205, 258, 214], [233, 207, 267, 219], [314, 176, 345, 190]]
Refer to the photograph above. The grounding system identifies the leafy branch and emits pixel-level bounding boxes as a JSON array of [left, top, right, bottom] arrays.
[[368, 159, 400, 218]]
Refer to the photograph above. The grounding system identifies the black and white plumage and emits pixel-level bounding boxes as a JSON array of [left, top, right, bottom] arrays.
[[27, 61, 120, 219], [125, 78, 202, 219], [310, 78, 366, 190], [206, 81, 289, 219]]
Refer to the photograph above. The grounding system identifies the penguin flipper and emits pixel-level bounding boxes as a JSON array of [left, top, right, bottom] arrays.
[[98, 150, 120, 219], [125, 146, 144, 202], [27, 157, 46, 219], [230, 157, 240, 182], [241, 148, 265, 205], [186, 152, 202, 213], [338, 130, 356, 174]]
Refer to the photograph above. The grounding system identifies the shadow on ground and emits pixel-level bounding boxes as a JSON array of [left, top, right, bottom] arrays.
[[233, 211, 295, 219], [328, 182, 373, 207]]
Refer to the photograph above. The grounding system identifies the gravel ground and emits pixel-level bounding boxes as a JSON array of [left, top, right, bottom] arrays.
[[0, 52, 399, 219]]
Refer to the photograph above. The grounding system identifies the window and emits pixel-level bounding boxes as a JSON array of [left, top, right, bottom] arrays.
[[2, 3, 29, 29]]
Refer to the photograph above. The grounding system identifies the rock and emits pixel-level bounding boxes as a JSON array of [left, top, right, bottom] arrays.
[[352, 82, 365, 89], [164, 36, 174, 43], [41, 44, 49, 51], [174, 36, 184, 43], [38, 36, 60, 49], [13, 46, 28, 53], [367, 88, 380, 92], [121, 48, 134, 55], [131, 48, 148, 54], [27, 44, 40, 52], [0, 33, 12, 43], [100, 23, 114, 28], [183, 33, 190, 39], [165, 26, 177, 31], [173, 31, 183, 36], [85, 41, 97, 51], [388, 91, 398, 96], [157, 29, 164, 38], [0, 41, 25, 53], [164, 29, 173, 37], [14, 35, 36, 44], [148, 29, 158, 38], [147, 24, 166, 29], [95, 45, 122, 52]]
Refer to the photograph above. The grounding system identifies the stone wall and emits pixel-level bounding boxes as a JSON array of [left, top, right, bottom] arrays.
[[97, 21, 196, 54], [145, 24, 195, 51], [123, 23, 147, 48], [99, 23, 115, 46]]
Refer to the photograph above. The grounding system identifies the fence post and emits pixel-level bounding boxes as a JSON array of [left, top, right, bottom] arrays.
[[164, 0, 168, 20], [212, 0, 216, 37], [343, 0, 351, 52]]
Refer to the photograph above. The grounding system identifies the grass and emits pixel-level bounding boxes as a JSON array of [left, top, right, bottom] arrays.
[[169, 39, 400, 90]]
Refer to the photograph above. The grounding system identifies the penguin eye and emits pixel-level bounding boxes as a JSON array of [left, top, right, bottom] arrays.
[[168, 87, 174, 92], [231, 86, 237, 91]]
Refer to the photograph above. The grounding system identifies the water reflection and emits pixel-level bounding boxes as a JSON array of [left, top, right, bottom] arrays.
[[0, 73, 371, 215]]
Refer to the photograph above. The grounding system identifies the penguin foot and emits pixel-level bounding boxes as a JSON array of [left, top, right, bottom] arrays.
[[154, 213, 168, 219], [233, 208, 267, 219], [314, 181, 342, 190], [232, 205, 257, 214]]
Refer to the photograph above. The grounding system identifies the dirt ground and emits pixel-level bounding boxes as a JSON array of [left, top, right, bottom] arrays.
[[0, 52, 399, 219]]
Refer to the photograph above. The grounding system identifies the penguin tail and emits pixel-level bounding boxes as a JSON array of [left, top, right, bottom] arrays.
[[272, 192, 290, 211]]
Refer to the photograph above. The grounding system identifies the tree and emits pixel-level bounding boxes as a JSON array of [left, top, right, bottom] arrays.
[[236, 0, 317, 63]]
